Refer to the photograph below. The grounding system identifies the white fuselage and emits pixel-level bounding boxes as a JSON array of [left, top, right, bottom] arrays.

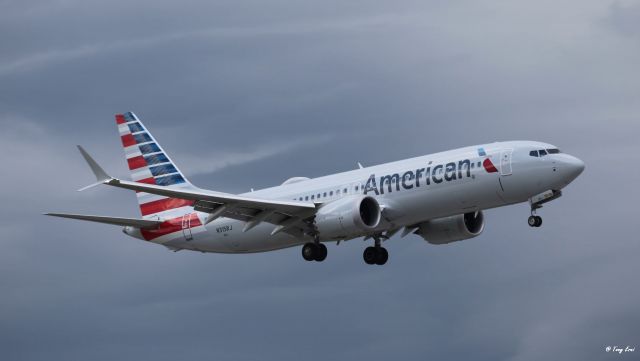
[[127, 140, 584, 253]]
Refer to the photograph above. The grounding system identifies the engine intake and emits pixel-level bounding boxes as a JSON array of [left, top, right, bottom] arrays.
[[415, 211, 484, 244], [315, 195, 381, 240]]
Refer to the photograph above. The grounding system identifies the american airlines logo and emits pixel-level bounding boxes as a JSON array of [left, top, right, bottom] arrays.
[[363, 153, 497, 195]]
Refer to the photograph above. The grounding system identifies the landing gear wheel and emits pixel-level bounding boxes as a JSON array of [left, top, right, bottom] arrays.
[[374, 247, 388, 265], [302, 242, 327, 262], [528, 215, 542, 227], [363, 246, 377, 265], [534, 216, 542, 227], [302, 243, 317, 261], [314, 243, 327, 262]]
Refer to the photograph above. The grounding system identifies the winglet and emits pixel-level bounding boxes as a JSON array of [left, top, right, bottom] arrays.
[[77, 145, 113, 191]]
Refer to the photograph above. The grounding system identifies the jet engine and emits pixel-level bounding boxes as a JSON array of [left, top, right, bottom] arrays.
[[315, 195, 381, 239], [415, 211, 484, 244]]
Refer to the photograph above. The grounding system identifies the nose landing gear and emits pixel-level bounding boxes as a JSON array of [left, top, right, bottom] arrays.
[[528, 214, 542, 227], [527, 190, 562, 228], [528, 203, 543, 227]]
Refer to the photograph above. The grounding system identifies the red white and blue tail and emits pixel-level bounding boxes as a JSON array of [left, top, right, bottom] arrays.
[[116, 112, 195, 219]]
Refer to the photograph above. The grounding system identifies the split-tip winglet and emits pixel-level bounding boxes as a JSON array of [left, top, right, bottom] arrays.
[[76, 145, 113, 191]]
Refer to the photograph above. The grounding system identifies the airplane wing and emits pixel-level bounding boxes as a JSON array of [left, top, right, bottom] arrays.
[[76, 146, 317, 236], [108, 178, 317, 233], [44, 213, 162, 229]]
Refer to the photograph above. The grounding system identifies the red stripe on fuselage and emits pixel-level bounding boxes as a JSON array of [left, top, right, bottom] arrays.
[[121, 134, 136, 147], [140, 213, 202, 241], [140, 198, 194, 216], [115, 114, 126, 124], [483, 158, 498, 173], [127, 155, 147, 170]]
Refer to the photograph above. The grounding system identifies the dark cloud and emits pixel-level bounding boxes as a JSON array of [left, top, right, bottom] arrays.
[[1, 1, 639, 360]]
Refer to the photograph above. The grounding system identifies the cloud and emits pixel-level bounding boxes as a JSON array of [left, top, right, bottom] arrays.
[[0, 13, 413, 77], [175, 134, 333, 176]]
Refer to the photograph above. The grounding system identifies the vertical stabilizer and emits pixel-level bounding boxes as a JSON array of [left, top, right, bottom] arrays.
[[116, 112, 195, 219]]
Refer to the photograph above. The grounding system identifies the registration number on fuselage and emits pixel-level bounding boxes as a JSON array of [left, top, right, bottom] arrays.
[[216, 225, 233, 233]]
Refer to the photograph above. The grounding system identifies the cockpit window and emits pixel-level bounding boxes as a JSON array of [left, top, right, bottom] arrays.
[[547, 148, 560, 154], [529, 150, 539, 157], [539, 149, 548, 156]]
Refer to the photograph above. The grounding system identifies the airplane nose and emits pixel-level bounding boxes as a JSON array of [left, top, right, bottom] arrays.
[[562, 155, 585, 183]]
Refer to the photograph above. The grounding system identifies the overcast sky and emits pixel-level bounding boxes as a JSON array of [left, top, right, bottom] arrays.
[[1, 1, 639, 360]]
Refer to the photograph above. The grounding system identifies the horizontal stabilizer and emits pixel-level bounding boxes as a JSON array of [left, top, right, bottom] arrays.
[[44, 213, 161, 229]]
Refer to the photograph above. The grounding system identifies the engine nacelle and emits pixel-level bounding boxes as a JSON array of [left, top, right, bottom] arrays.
[[315, 195, 381, 240], [415, 211, 484, 245]]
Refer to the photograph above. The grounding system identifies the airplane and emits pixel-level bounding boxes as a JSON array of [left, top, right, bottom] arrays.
[[46, 112, 585, 265]]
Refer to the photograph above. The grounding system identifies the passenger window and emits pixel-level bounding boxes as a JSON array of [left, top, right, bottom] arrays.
[[311, 195, 315, 200], [471, 163, 475, 168], [529, 150, 539, 157], [477, 162, 481, 167], [539, 149, 547, 156], [323, 192, 327, 197], [355, 185, 359, 191], [305, 196, 309, 201], [336, 189, 340, 194], [330, 191, 333, 196], [344, 188, 347, 193]]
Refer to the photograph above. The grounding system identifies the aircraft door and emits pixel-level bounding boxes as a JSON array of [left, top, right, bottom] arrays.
[[500, 149, 513, 176], [182, 213, 194, 241]]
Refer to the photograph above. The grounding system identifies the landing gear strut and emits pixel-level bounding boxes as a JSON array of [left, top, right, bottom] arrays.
[[527, 190, 562, 228], [363, 236, 388, 265], [302, 242, 327, 262], [528, 204, 542, 228]]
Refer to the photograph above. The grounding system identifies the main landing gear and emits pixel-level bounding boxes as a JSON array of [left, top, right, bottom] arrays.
[[363, 236, 388, 265], [363, 246, 388, 265], [302, 242, 327, 262]]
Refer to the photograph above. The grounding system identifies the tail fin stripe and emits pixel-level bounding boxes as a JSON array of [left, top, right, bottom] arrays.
[[118, 125, 130, 135], [128, 123, 144, 133], [127, 156, 148, 170], [121, 134, 136, 147], [140, 198, 194, 216], [139, 143, 161, 154], [133, 133, 153, 143], [137, 177, 156, 185], [149, 164, 178, 176], [116, 114, 126, 124], [123, 113, 136, 122], [144, 153, 170, 165], [155, 174, 186, 186], [132, 169, 153, 181], [124, 147, 142, 158]]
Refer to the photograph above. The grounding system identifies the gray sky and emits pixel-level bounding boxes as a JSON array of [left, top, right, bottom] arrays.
[[1, 1, 639, 360]]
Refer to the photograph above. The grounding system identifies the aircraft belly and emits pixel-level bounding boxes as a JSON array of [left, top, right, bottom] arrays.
[[191, 219, 304, 253]]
